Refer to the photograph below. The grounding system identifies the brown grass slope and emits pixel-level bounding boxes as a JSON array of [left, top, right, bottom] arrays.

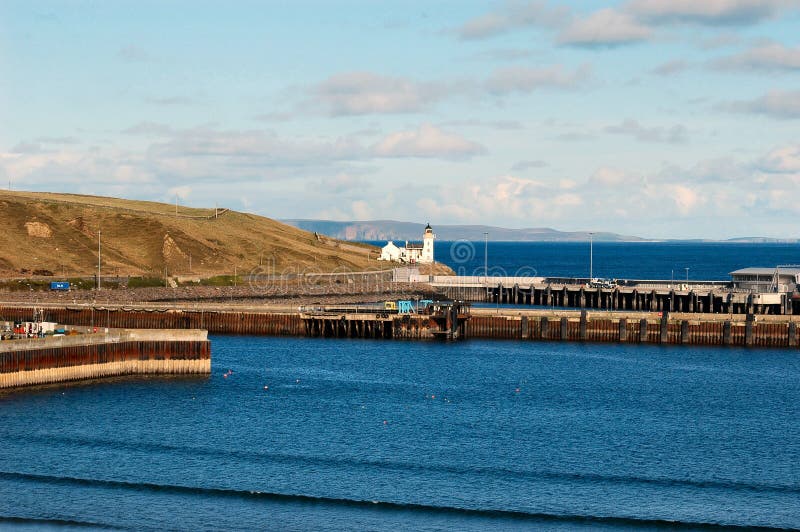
[[0, 190, 428, 278]]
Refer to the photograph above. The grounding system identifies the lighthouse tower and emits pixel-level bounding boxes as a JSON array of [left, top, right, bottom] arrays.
[[421, 223, 435, 263]]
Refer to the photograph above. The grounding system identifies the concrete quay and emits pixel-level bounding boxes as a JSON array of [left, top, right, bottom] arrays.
[[2, 302, 798, 348], [469, 308, 799, 348], [0, 328, 210, 389]]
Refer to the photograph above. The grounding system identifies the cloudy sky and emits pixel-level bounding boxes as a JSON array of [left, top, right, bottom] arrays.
[[2, 1, 800, 239]]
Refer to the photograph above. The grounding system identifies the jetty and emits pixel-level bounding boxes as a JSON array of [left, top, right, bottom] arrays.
[[1, 301, 798, 349], [0, 328, 210, 389], [427, 275, 800, 315]]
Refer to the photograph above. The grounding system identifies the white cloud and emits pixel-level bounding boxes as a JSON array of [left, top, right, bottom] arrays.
[[485, 64, 590, 94], [371, 124, 486, 160], [759, 144, 800, 172], [167, 185, 192, 200], [588, 167, 640, 186], [122, 122, 175, 137], [605, 119, 688, 143], [713, 42, 800, 71], [310, 72, 438, 116], [559, 8, 652, 47], [455, 1, 571, 40], [726, 90, 800, 119], [314, 173, 371, 194], [350, 200, 374, 220], [666, 184, 702, 214], [511, 160, 548, 171], [651, 59, 689, 76], [627, 0, 798, 25], [413, 175, 583, 224]]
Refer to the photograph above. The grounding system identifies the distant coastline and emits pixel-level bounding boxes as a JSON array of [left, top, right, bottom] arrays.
[[282, 219, 799, 244]]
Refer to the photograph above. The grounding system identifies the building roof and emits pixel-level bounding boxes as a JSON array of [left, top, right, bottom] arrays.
[[730, 267, 800, 276], [406, 242, 424, 249]]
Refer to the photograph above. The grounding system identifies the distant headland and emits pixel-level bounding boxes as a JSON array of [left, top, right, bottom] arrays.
[[282, 219, 799, 243]]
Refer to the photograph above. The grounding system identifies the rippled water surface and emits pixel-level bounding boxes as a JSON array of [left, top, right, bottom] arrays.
[[1, 335, 799, 530]]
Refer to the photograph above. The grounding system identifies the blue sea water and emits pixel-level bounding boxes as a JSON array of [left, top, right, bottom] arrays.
[[430, 241, 800, 281], [2, 243, 800, 530], [1, 335, 800, 531]]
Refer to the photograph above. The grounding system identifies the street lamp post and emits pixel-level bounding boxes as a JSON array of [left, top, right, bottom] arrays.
[[97, 229, 101, 291], [685, 267, 690, 283], [483, 232, 488, 277], [589, 232, 594, 281]]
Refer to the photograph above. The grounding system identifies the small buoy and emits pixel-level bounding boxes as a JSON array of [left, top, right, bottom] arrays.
[[383, 420, 388, 425], [296, 379, 300, 383], [515, 388, 520, 393], [431, 394, 435, 399], [263, 385, 269, 390], [223, 374, 228, 378]]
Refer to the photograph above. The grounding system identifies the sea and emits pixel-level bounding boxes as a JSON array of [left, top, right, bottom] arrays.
[[419, 240, 800, 281], [1, 242, 799, 531]]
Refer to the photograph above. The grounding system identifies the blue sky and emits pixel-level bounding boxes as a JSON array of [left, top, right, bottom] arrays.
[[2, 1, 800, 239]]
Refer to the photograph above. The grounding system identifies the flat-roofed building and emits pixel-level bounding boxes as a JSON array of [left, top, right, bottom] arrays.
[[730, 267, 800, 292]]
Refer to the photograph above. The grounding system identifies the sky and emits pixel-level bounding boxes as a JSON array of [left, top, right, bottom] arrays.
[[2, 0, 800, 239]]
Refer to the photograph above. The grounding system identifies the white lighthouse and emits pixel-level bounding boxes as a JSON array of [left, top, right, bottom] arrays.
[[421, 223, 435, 263]]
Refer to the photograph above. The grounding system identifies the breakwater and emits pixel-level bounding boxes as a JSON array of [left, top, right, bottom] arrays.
[[2, 303, 798, 348], [468, 309, 799, 348], [0, 305, 304, 336], [0, 329, 210, 389]]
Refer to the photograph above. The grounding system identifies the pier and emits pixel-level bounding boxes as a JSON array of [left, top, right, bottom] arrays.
[[429, 276, 799, 315], [0, 328, 210, 389], [300, 301, 470, 340], [1, 302, 798, 349]]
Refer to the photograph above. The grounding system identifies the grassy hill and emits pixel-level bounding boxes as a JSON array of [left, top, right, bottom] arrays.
[[0, 190, 404, 279]]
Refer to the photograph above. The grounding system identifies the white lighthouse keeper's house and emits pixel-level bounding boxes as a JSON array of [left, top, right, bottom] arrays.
[[378, 224, 435, 264]]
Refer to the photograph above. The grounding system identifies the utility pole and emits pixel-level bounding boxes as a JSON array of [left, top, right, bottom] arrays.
[[685, 267, 689, 282], [589, 232, 594, 280], [175, 195, 178, 216], [97, 229, 101, 290]]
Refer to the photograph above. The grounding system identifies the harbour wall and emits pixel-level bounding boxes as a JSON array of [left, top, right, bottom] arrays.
[[468, 309, 799, 348], [0, 305, 304, 336], [2, 304, 798, 348], [0, 329, 210, 389]]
